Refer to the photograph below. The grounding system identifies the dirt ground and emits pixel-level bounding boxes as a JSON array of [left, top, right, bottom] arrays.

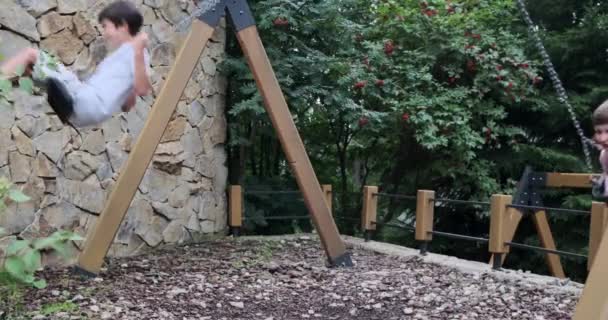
[[3, 235, 579, 319]]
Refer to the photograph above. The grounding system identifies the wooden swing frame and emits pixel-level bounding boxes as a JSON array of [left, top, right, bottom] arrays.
[[75, 0, 352, 276], [494, 169, 608, 319]]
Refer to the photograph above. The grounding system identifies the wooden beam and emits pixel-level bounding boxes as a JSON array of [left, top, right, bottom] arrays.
[[545, 173, 597, 189], [531, 210, 565, 278], [489, 208, 523, 266], [589, 202, 608, 270], [76, 20, 215, 275], [574, 217, 608, 319], [321, 185, 332, 213], [228, 185, 242, 228], [489, 195, 512, 256], [235, 26, 349, 265], [361, 186, 378, 234], [415, 190, 435, 241]]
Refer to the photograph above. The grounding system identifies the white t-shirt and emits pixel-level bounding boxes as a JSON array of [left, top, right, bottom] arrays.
[[70, 43, 151, 127]]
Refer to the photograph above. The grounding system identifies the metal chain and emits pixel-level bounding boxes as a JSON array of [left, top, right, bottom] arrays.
[[515, 0, 595, 171]]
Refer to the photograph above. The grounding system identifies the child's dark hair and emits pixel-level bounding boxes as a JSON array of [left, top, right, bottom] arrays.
[[98, 1, 143, 36], [593, 100, 608, 126]]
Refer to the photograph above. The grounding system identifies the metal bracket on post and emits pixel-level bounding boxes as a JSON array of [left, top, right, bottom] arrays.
[[513, 166, 533, 208], [197, 0, 227, 28], [419, 241, 429, 255], [528, 172, 548, 189], [226, 0, 256, 31], [198, 0, 255, 32], [492, 253, 503, 270]]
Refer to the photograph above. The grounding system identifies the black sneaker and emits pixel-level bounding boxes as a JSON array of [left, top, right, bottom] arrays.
[[45, 77, 74, 124]]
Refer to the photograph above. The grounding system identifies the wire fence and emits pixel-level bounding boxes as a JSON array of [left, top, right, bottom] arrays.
[[244, 190, 301, 195], [429, 230, 489, 243], [372, 221, 416, 231], [375, 193, 417, 200], [432, 198, 491, 207], [505, 241, 587, 260], [507, 204, 590, 216], [234, 186, 592, 273]]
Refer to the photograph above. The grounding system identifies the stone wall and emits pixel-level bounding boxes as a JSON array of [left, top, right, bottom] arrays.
[[0, 0, 228, 260]]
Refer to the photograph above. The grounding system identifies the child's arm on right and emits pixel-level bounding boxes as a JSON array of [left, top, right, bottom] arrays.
[[122, 91, 137, 112], [131, 33, 152, 97]]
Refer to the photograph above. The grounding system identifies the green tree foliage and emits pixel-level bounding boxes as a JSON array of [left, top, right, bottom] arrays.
[[223, 0, 608, 280]]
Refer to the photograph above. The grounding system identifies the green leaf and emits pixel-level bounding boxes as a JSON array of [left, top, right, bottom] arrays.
[[32, 237, 56, 250], [33, 279, 47, 289], [0, 78, 11, 93], [21, 248, 41, 272], [18, 77, 33, 95], [67, 233, 84, 241], [4, 256, 27, 281], [6, 240, 30, 256], [50, 242, 68, 257], [14, 65, 25, 77], [8, 189, 30, 203]]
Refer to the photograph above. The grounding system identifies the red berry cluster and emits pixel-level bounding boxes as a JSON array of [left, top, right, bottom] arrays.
[[464, 31, 481, 40], [420, 1, 437, 16], [484, 128, 492, 144], [384, 40, 395, 56], [273, 18, 289, 27], [466, 60, 476, 72], [354, 81, 367, 89], [359, 117, 369, 127]]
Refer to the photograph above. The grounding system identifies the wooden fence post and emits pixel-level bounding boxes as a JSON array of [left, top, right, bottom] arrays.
[[321, 185, 332, 214], [415, 190, 435, 254], [489, 194, 512, 269], [361, 186, 378, 242], [229, 185, 242, 236], [589, 202, 608, 270]]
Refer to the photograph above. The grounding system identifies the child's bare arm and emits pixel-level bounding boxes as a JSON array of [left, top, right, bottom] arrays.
[[122, 91, 137, 112], [1, 48, 38, 79], [131, 33, 152, 97]]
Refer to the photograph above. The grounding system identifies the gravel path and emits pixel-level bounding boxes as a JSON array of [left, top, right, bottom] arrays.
[[6, 235, 579, 319]]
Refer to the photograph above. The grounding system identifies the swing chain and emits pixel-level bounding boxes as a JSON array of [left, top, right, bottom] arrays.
[[515, 0, 595, 171]]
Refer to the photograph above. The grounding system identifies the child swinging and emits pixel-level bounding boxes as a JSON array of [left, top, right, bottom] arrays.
[[0, 1, 151, 128]]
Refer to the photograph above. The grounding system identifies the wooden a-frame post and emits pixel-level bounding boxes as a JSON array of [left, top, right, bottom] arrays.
[[75, 0, 352, 276], [575, 217, 608, 319], [488, 167, 565, 278]]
